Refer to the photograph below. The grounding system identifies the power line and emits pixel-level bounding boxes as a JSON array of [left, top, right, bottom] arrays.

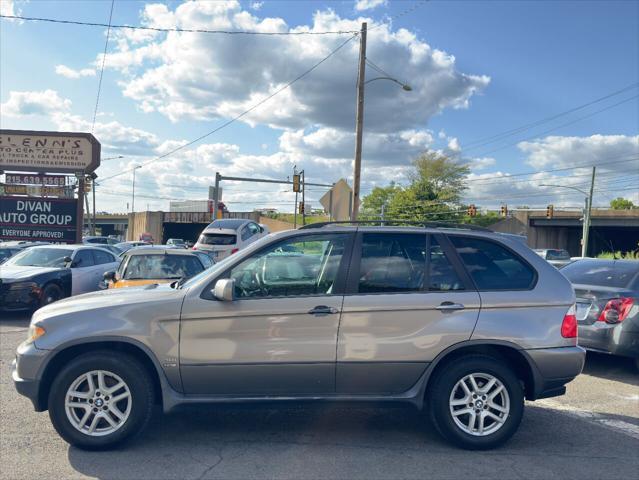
[[91, 0, 115, 134], [99, 33, 358, 184], [461, 82, 639, 150], [0, 14, 359, 35]]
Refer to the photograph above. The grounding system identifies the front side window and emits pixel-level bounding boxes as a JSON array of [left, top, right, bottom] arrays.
[[449, 236, 535, 290], [240, 226, 251, 241], [73, 250, 95, 268], [123, 254, 203, 280], [358, 233, 426, 293], [229, 234, 348, 298]]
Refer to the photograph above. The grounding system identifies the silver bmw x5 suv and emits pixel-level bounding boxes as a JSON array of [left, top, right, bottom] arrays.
[[12, 223, 585, 450]]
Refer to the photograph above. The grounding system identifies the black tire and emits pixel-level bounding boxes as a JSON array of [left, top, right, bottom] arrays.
[[40, 283, 63, 308], [427, 355, 524, 450], [48, 351, 154, 450]]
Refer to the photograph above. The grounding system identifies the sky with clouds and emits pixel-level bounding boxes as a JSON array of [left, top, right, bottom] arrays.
[[1, 0, 637, 214]]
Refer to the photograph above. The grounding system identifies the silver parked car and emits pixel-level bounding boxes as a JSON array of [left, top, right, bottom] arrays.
[[534, 248, 572, 268], [12, 223, 584, 450]]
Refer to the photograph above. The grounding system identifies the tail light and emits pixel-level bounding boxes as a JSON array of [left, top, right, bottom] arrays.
[[561, 304, 577, 338], [598, 297, 634, 324], [231, 248, 239, 255], [192, 246, 197, 250]]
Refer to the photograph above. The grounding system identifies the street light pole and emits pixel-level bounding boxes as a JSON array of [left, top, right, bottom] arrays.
[[131, 165, 141, 213], [351, 21, 367, 221]]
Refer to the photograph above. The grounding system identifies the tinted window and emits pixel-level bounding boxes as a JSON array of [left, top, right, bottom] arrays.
[[546, 249, 570, 261], [248, 223, 261, 235], [199, 233, 237, 245], [230, 234, 347, 298], [0, 248, 19, 263], [73, 250, 95, 268], [194, 251, 214, 268], [450, 236, 535, 290], [429, 237, 464, 291], [5, 248, 74, 268], [240, 226, 251, 241], [93, 249, 115, 265], [561, 260, 638, 289], [358, 233, 426, 293], [123, 254, 203, 280]]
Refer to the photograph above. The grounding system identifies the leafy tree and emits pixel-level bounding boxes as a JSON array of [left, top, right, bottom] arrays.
[[361, 152, 470, 223], [610, 197, 635, 210]]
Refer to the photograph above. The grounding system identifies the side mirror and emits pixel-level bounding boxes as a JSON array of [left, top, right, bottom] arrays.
[[63, 256, 73, 267], [212, 278, 235, 301], [103, 271, 116, 282]]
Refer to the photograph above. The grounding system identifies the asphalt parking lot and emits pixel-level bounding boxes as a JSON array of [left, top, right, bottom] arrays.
[[1, 313, 637, 480]]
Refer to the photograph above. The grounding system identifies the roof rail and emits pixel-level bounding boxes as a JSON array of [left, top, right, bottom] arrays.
[[298, 220, 492, 232]]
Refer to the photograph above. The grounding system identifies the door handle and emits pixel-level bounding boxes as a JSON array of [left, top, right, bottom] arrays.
[[436, 302, 465, 312], [308, 305, 339, 315]]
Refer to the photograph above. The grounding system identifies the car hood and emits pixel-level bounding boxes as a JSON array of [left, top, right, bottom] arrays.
[[33, 282, 184, 320], [0, 265, 62, 281]]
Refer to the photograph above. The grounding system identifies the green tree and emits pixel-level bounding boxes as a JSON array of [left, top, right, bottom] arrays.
[[360, 183, 401, 218], [610, 197, 635, 210], [383, 152, 470, 222]]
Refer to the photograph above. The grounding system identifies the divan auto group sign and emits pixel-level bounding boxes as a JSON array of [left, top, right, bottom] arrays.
[[0, 196, 77, 243], [0, 130, 100, 173]]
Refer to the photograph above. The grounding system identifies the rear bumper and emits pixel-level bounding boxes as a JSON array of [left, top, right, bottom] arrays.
[[525, 346, 586, 400], [578, 323, 639, 359]]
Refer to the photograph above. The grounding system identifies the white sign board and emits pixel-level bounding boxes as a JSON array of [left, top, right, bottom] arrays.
[[320, 179, 352, 221], [0, 130, 101, 173]]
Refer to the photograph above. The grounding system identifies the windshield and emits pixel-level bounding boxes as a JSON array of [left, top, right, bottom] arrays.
[[546, 249, 570, 261], [4, 248, 73, 268], [199, 233, 237, 245], [561, 260, 639, 289], [0, 248, 18, 263], [122, 254, 203, 280]]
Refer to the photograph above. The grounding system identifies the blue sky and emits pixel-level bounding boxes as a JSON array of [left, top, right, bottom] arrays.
[[1, 0, 638, 213]]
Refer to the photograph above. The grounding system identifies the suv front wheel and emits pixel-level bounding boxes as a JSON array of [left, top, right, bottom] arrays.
[[48, 351, 154, 450], [428, 355, 524, 450]]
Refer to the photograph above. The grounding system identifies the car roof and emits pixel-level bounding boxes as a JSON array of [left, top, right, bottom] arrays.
[[206, 219, 250, 230], [124, 247, 198, 256]]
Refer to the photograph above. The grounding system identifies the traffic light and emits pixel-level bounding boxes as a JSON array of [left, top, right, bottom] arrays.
[[298, 201, 305, 214], [467, 204, 477, 217], [84, 177, 92, 193], [500, 204, 508, 217], [546, 204, 554, 219], [292, 174, 301, 193]]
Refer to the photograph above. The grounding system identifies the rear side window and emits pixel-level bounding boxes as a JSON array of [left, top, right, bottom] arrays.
[[358, 233, 426, 293], [199, 233, 237, 245], [73, 250, 95, 268], [449, 236, 535, 290], [429, 237, 464, 291], [92, 249, 115, 265]]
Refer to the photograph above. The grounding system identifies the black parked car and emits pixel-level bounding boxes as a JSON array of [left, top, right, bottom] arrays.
[[561, 259, 639, 370], [0, 241, 50, 264]]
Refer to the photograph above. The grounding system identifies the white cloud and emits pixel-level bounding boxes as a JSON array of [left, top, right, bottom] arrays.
[[0, 0, 20, 18], [519, 134, 639, 170], [91, 3, 488, 134], [0, 90, 72, 117], [55, 65, 96, 79], [250, 1, 264, 10], [469, 157, 496, 171], [355, 0, 387, 11]]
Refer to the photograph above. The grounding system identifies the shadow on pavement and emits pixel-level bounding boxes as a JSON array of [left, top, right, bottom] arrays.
[[0, 312, 31, 328], [583, 351, 638, 386]]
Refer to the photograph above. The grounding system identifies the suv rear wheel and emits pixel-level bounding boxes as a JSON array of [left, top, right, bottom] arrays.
[[48, 351, 154, 450], [428, 355, 524, 450]]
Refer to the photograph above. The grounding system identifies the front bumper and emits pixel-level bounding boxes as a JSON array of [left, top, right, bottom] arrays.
[[12, 341, 50, 411], [578, 322, 639, 359], [0, 282, 41, 311], [525, 346, 586, 400]]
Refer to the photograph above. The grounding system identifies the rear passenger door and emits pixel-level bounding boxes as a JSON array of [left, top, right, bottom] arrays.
[[336, 232, 481, 394]]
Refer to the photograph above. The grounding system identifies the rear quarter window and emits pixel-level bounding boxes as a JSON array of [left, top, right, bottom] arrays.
[[449, 236, 536, 290]]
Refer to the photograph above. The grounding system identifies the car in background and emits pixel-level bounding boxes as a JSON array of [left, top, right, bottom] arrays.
[[1, 245, 119, 310], [166, 238, 187, 248], [534, 248, 572, 268], [194, 219, 267, 260], [103, 246, 208, 289], [0, 241, 50, 264], [83, 236, 120, 246], [113, 241, 150, 253], [192, 250, 215, 269], [561, 258, 639, 370]]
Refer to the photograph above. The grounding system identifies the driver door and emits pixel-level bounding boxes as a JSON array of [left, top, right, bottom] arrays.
[[179, 232, 354, 395], [70, 249, 97, 295]]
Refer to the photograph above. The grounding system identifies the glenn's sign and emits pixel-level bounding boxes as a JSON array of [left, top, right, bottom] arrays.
[[0, 196, 77, 243], [0, 130, 100, 173]]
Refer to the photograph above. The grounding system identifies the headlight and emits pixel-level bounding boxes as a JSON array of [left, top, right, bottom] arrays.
[[9, 281, 39, 291], [26, 323, 46, 344]]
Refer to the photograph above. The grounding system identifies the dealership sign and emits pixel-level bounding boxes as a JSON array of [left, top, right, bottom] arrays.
[[5, 173, 67, 186], [0, 129, 100, 173], [0, 196, 78, 243]]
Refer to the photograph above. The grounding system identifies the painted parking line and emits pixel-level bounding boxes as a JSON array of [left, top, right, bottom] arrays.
[[536, 398, 639, 441]]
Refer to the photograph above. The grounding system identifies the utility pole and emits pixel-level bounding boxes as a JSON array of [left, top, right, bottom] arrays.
[[351, 21, 367, 221], [213, 171, 221, 220], [301, 170, 306, 226], [582, 166, 596, 257], [131, 166, 141, 213], [293, 165, 298, 229], [92, 178, 96, 236]]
